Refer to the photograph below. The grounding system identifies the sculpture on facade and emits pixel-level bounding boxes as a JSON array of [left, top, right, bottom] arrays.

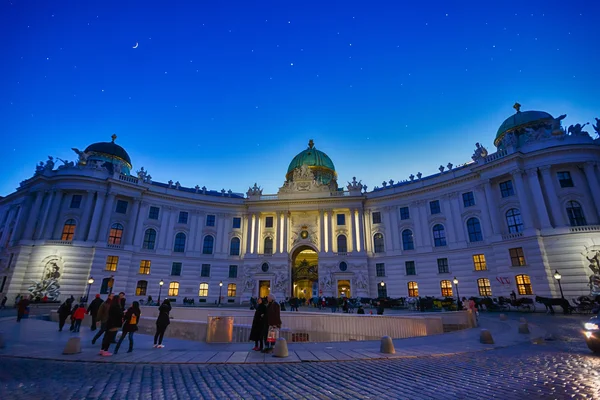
[[57, 158, 76, 169], [592, 118, 600, 138], [471, 143, 489, 162], [320, 269, 332, 290], [28, 260, 62, 301], [346, 177, 364, 193], [550, 114, 567, 134], [243, 265, 257, 292], [354, 270, 368, 290], [273, 272, 288, 293], [136, 167, 152, 183], [586, 250, 600, 296], [71, 148, 89, 165], [247, 183, 262, 197], [568, 122, 590, 137], [499, 132, 517, 149]]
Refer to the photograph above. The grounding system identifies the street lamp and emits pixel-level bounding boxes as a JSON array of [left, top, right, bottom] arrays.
[[218, 281, 223, 306], [379, 281, 385, 297], [453, 277, 461, 310], [85, 277, 94, 303], [158, 279, 164, 304], [554, 270, 564, 299]]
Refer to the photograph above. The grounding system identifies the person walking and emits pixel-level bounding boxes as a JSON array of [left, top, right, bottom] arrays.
[[99, 296, 124, 356], [72, 303, 86, 332], [376, 301, 384, 315], [57, 298, 73, 331], [87, 294, 103, 331], [154, 299, 171, 348], [262, 294, 282, 353], [16, 295, 31, 322], [114, 301, 141, 354], [249, 297, 266, 351], [69, 304, 80, 331], [92, 293, 113, 344], [1, 295, 8, 309], [118, 292, 126, 311]]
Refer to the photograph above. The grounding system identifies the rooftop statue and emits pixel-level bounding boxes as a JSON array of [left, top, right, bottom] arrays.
[[551, 114, 567, 133], [593, 118, 600, 138], [471, 142, 489, 162], [71, 148, 89, 165], [568, 122, 590, 137]]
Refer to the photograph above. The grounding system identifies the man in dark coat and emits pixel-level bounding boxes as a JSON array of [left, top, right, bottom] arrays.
[[87, 294, 104, 331], [263, 294, 282, 353], [58, 298, 73, 331], [249, 297, 266, 351], [16, 295, 31, 322], [92, 293, 113, 345]]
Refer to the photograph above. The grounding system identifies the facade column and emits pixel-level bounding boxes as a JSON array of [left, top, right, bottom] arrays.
[[219, 213, 229, 254], [282, 212, 289, 253], [87, 192, 106, 242], [526, 168, 552, 229], [0, 207, 17, 247], [410, 202, 423, 247], [539, 166, 565, 227], [244, 213, 252, 254], [583, 162, 600, 220], [96, 192, 116, 242], [474, 184, 493, 238], [163, 207, 176, 251], [253, 212, 260, 254], [350, 209, 357, 252], [441, 195, 458, 244], [415, 201, 431, 247], [274, 211, 280, 253], [450, 193, 467, 242], [329, 210, 335, 253], [45, 190, 65, 240], [319, 210, 325, 252], [382, 208, 394, 251], [133, 201, 149, 247], [125, 198, 141, 245], [483, 181, 501, 234], [23, 191, 44, 240], [36, 190, 54, 240], [157, 207, 171, 249], [364, 209, 374, 252], [389, 207, 399, 251], [75, 191, 96, 241], [357, 208, 365, 252], [511, 169, 535, 231]]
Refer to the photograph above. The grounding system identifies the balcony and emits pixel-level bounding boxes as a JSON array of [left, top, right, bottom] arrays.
[[107, 243, 123, 249], [502, 232, 523, 241], [118, 174, 139, 184], [46, 240, 73, 246], [570, 225, 600, 233]]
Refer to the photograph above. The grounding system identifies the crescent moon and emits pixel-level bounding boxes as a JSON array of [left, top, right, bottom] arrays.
[[132, 42, 139, 49]]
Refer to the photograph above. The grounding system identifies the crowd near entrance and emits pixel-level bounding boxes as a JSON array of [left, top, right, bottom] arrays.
[[291, 246, 318, 300]]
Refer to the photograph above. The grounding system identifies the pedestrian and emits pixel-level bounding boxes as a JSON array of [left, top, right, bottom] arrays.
[[118, 292, 126, 311], [87, 294, 103, 331], [114, 301, 141, 354], [16, 295, 31, 322], [249, 297, 266, 351], [14, 294, 21, 308], [99, 295, 124, 356], [0, 295, 8, 309], [468, 298, 479, 325], [357, 305, 365, 314], [376, 301, 384, 315], [72, 303, 86, 332], [262, 294, 282, 353], [92, 293, 114, 344], [461, 297, 469, 311], [154, 299, 171, 348]]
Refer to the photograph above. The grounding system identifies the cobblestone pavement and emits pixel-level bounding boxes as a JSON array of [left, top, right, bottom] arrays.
[[1, 314, 599, 399]]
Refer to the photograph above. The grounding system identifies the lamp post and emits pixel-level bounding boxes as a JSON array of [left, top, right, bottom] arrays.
[[453, 277, 461, 310], [218, 281, 223, 306], [85, 277, 94, 303], [158, 279, 164, 304], [554, 270, 564, 299], [380, 281, 385, 297]]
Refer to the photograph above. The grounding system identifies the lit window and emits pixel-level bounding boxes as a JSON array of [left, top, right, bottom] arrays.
[[373, 233, 385, 253], [135, 280, 147, 296], [405, 261, 416, 275], [198, 283, 208, 297], [115, 200, 128, 214], [173, 232, 186, 252], [506, 209, 523, 233], [499, 180, 515, 198], [168, 282, 179, 296], [437, 258, 449, 274], [566, 201, 586, 227], [402, 229, 414, 250], [202, 235, 214, 254], [138, 260, 151, 275], [462, 192, 475, 207], [108, 223, 124, 245], [70, 194, 82, 209], [171, 262, 182, 276], [337, 235, 347, 253], [515, 274, 533, 295], [227, 283, 236, 297], [201, 264, 211, 277], [372, 212, 381, 224], [229, 237, 240, 256], [557, 171, 574, 188], [263, 237, 273, 254], [61, 219, 76, 241], [407, 281, 419, 297], [477, 278, 492, 296], [105, 256, 119, 272], [472, 254, 487, 271], [509, 247, 526, 266], [466, 218, 483, 242], [143, 229, 157, 250], [440, 280, 453, 297], [433, 224, 446, 247]]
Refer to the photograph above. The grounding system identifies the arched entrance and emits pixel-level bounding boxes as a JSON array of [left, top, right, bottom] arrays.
[[291, 245, 318, 301]]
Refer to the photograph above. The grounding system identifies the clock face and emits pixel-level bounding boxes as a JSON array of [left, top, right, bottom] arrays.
[[300, 230, 309, 239]]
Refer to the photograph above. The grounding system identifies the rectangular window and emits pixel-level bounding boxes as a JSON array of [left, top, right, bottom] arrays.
[[227, 283, 237, 297], [499, 180, 515, 198], [171, 262, 182, 276], [477, 278, 492, 297], [437, 258, 449, 274], [206, 214, 216, 227], [228, 265, 238, 278], [70, 194, 82, 209], [472, 254, 487, 271], [376, 263, 385, 277], [405, 261, 416, 276], [462, 192, 475, 207], [377, 284, 388, 298], [168, 282, 179, 297], [372, 212, 382, 224], [135, 281, 147, 296], [516, 274, 533, 295], [265, 216, 274, 228], [337, 213, 346, 225], [509, 247, 526, 266], [440, 280, 453, 297], [138, 260, 151, 275], [232, 217, 242, 229], [429, 200, 441, 215], [178, 211, 188, 224], [407, 281, 419, 297], [149, 206, 160, 220], [115, 200, 128, 214], [105, 256, 119, 272], [399, 207, 410, 220], [557, 171, 574, 188], [198, 283, 208, 297], [201, 264, 211, 277]]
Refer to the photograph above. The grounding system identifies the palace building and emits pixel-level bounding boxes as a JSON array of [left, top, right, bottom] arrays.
[[1, 105, 600, 304]]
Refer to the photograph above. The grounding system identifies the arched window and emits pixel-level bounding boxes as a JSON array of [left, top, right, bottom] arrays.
[[466, 218, 483, 242], [402, 229, 414, 250], [108, 223, 124, 245], [227, 283, 236, 297], [143, 228, 157, 250], [61, 219, 76, 241], [337, 234, 348, 253], [515, 274, 533, 295], [373, 233, 385, 253], [173, 232, 186, 252], [506, 208, 523, 234], [440, 280, 453, 297], [432, 224, 447, 247], [135, 280, 148, 296], [168, 282, 179, 296], [566, 200, 586, 226], [202, 235, 214, 254], [229, 237, 241, 256], [263, 237, 273, 254], [477, 278, 492, 296], [407, 281, 419, 297], [198, 283, 208, 297]]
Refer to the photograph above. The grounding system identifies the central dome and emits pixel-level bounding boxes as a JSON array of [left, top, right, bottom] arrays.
[[494, 103, 554, 146], [286, 140, 337, 184]]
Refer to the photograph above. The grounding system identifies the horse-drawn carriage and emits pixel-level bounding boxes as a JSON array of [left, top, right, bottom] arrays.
[[475, 296, 535, 312]]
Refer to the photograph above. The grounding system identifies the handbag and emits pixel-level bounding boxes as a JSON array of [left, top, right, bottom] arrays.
[[267, 326, 279, 343], [130, 314, 137, 325]]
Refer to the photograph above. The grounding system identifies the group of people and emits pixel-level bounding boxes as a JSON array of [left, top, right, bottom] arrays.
[[248, 294, 282, 353]]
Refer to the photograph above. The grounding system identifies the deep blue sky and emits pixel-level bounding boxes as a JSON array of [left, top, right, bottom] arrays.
[[1, 1, 599, 196]]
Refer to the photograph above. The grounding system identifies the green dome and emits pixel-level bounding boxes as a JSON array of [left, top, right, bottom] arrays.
[[494, 104, 554, 146], [85, 134, 132, 166], [286, 140, 337, 184]]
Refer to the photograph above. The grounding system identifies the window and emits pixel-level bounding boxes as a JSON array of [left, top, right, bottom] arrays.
[[261, 262, 269, 272], [265, 216, 274, 228], [473, 254, 487, 271], [402, 229, 414, 250], [516, 274, 533, 295], [337, 213, 346, 225], [557, 171, 574, 188], [440, 280, 453, 297], [462, 192, 475, 207], [405, 261, 416, 276], [115, 200, 128, 214], [173, 232, 186, 252], [407, 281, 419, 297], [201, 264, 211, 277], [198, 283, 208, 297], [105, 256, 119, 271], [61, 219, 76, 241], [232, 217, 241, 229], [400, 207, 410, 220], [377, 283, 388, 298], [373, 233, 385, 253], [70, 194, 82, 209], [337, 235, 347, 253], [437, 258, 449, 274], [149, 206, 160, 219], [100, 277, 112, 294], [139, 260, 151, 274], [376, 263, 385, 277], [263, 237, 273, 254], [509, 247, 526, 266], [178, 211, 188, 224], [432, 224, 447, 247], [135, 280, 148, 296], [202, 235, 214, 254], [229, 265, 238, 278], [143, 229, 157, 250], [171, 262, 182, 276], [429, 200, 441, 215], [566, 200, 586, 226], [499, 180, 514, 198], [339, 261, 348, 272], [168, 282, 179, 296], [108, 223, 124, 245], [506, 208, 524, 233], [206, 214, 216, 227], [229, 237, 241, 256], [466, 217, 483, 242], [372, 212, 382, 224], [227, 283, 236, 297], [477, 278, 492, 296]]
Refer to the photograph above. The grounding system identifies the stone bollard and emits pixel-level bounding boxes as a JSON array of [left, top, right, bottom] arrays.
[[479, 329, 494, 344], [518, 322, 530, 334], [0, 332, 5, 349], [380, 336, 396, 354], [519, 317, 527, 324], [272, 338, 288, 358], [63, 337, 82, 355], [499, 314, 508, 321]]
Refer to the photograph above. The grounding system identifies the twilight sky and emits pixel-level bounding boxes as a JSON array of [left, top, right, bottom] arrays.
[[1, 1, 599, 196]]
